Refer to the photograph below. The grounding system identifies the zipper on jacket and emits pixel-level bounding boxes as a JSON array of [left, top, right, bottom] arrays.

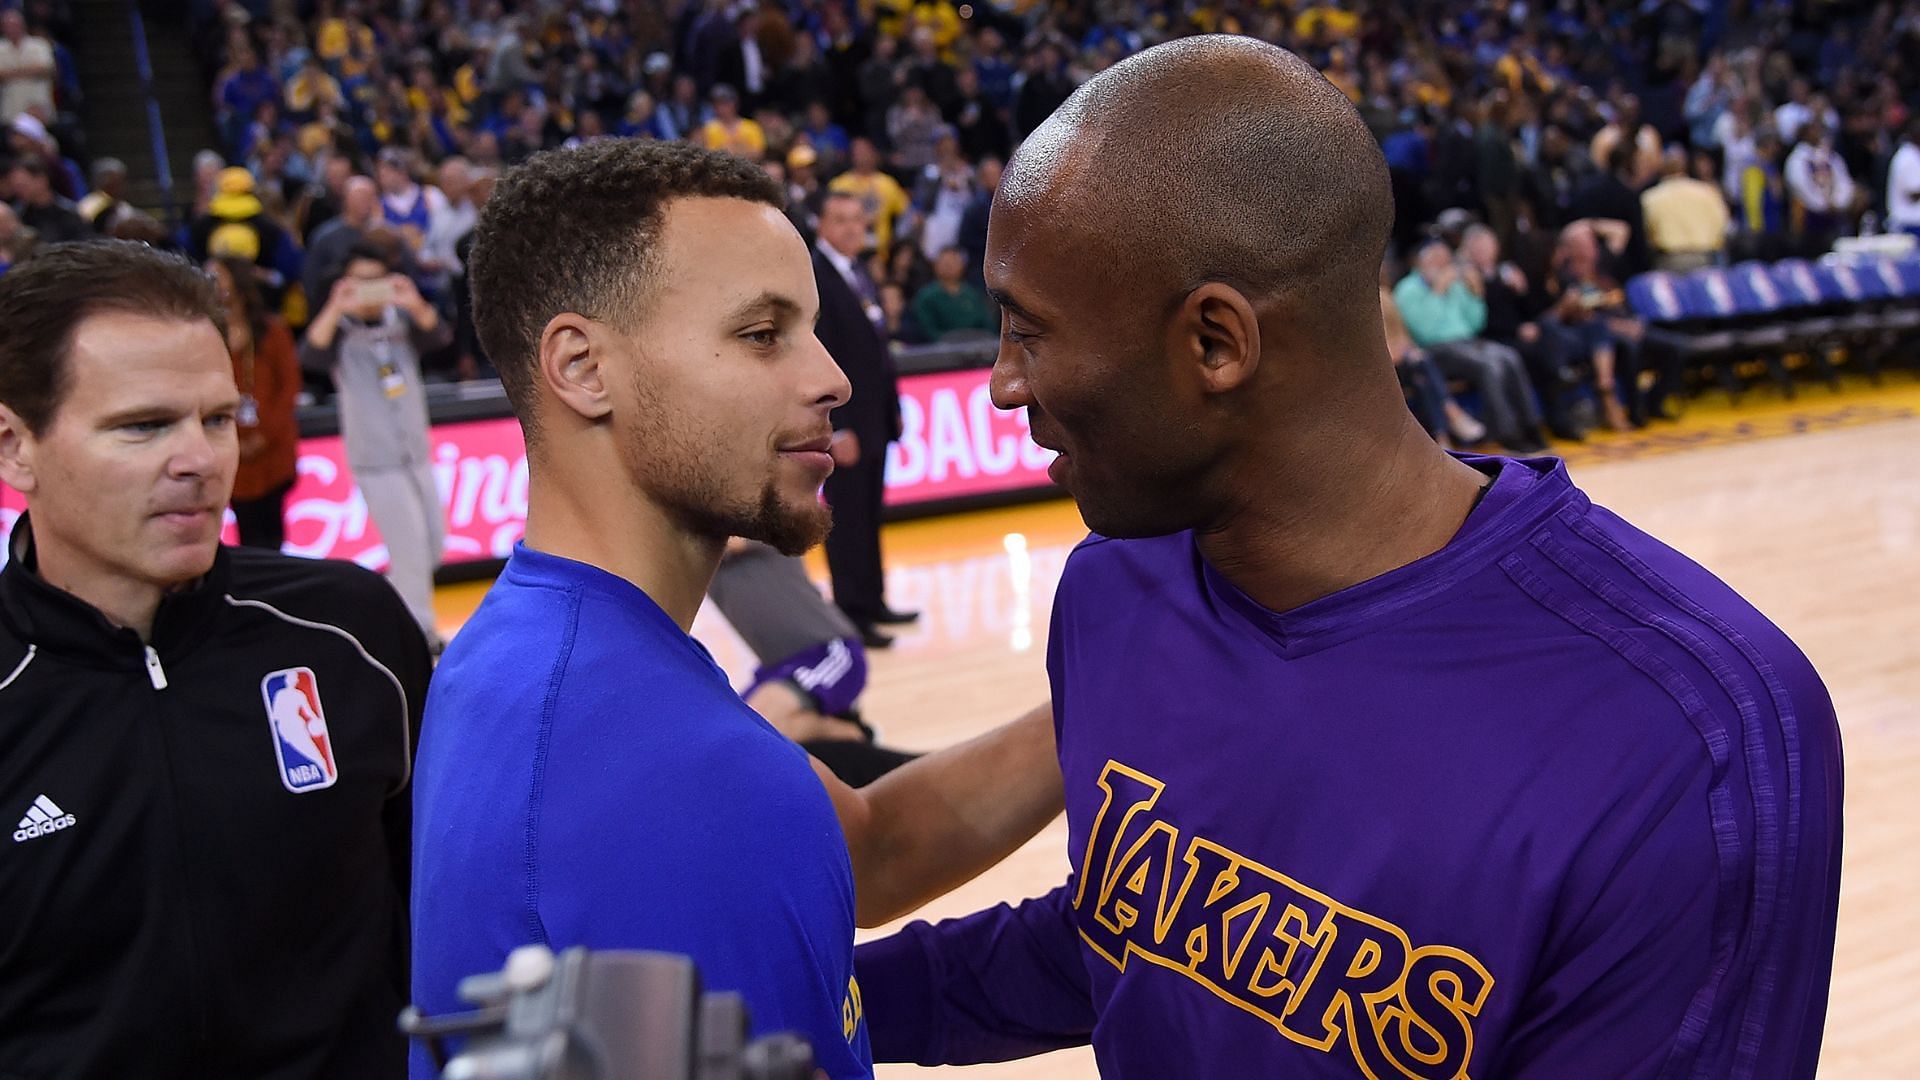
[[143, 645, 168, 690]]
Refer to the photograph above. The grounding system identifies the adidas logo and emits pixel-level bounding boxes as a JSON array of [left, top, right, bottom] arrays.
[[12, 795, 76, 843]]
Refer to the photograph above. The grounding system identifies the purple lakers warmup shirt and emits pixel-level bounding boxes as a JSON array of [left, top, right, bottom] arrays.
[[856, 455, 1842, 1078]]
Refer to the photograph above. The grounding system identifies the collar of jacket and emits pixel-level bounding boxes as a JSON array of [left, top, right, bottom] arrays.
[[0, 513, 230, 667]]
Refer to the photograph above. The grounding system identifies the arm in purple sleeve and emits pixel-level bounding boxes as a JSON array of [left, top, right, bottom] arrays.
[[855, 883, 1096, 1065]]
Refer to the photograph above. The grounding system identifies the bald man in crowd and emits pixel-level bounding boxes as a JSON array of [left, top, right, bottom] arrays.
[[303, 175, 383, 304], [854, 36, 1842, 1079]]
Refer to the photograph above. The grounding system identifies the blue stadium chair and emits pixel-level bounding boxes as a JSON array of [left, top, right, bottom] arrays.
[[1863, 259, 1920, 374], [1770, 259, 1847, 379], [1889, 257, 1920, 299], [1810, 258, 1914, 380], [1708, 264, 1799, 396], [1863, 258, 1920, 330], [1627, 270, 1744, 401]]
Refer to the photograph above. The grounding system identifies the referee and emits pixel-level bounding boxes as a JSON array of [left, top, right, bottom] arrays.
[[0, 241, 431, 1079]]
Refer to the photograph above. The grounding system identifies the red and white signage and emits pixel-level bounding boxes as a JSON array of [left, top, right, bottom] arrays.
[[885, 366, 1058, 505], [0, 368, 1058, 569]]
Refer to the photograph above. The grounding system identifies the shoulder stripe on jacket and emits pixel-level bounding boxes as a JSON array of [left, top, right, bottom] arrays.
[[223, 595, 413, 793], [1498, 549, 1745, 1079], [0, 644, 36, 691]]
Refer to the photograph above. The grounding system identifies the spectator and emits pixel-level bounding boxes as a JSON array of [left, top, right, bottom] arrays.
[[885, 241, 932, 302], [1773, 78, 1836, 145], [303, 174, 381, 321], [207, 255, 301, 550], [699, 84, 766, 161], [299, 241, 450, 648], [1541, 220, 1646, 432], [284, 54, 344, 121], [76, 157, 136, 234], [1784, 119, 1858, 256], [1589, 93, 1662, 188], [1890, 117, 1920, 240], [0, 10, 54, 125], [423, 157, 479, 293], [798, 100, 850, 170], [1458, 224, 1583, 441], [1475, 92, 1521, 245], [950, 66, 1010, 164], [662, 72, 705, 140], [713, 7, 772, 111], [1641, 147, 1730, 271], [913, 247, 996, 341], [8, 157, 85, 245], [619, 90, 678, 141], [1569, 142, 1651, 276], [449, 169, 496, 382], [1714, 95, 1763, 200], [959, 155, 1000, 289], [856, 33, 902, 145], [913, 126, 973, 258], [213, 44, 279, 160], [1737, 128, 1792, 261], [828, 136, 910, 260], [780, 143, 825, 232], [0, 201, 27, 270], [187, 167, 299, 307], [768, 32, 834, 118], [1685, 53, 1736, 150], [1393, 240, 1547, 453], [880, 279, 921, 344], [6, 112, 68, 196], [1526, 123, 1592, 231], [887, 82, 943, 173], [973, 26, 1016, 111], [1380, 282, 1479, 448], [1013, 41, 1074, 138], [375, 147, 445, 264]]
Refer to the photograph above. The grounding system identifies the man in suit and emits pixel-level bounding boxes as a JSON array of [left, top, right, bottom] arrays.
[[811, 191, 917, 646]]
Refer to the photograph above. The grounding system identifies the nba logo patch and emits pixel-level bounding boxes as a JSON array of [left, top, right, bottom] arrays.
[[260, 667, 340, 793]]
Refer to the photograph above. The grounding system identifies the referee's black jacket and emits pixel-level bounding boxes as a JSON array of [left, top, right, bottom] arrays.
[[0, 518, 430, 1080]]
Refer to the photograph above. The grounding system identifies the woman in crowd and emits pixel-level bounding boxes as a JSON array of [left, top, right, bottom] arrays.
[[210, 255, 303, 549]]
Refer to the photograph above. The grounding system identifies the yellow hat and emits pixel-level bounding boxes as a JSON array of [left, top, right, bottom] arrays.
[[786, 143, 818, 170], [208, 221, 261, 260], [209, 167, 263, 220], [216, 166, 255, 195]]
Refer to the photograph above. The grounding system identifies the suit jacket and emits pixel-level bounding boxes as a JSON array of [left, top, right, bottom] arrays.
[[812, 249, 901, 446]]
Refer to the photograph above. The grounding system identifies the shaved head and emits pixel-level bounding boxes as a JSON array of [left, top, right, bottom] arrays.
[[1000, 35, 1392, 310], [985, 36, 1405, 540]]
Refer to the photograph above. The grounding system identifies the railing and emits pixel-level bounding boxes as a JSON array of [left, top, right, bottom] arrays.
[[126, 0, 177, 225]]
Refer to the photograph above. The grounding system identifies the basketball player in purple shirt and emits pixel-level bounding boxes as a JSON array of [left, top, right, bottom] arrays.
[[853, 37, 1843, 1079]]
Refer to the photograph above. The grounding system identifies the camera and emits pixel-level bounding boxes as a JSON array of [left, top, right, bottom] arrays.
[[400, 945, 817, 1080], [355, 278, 395, 307]]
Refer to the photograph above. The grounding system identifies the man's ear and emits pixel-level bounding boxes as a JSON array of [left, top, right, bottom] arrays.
[[0, 403, 39, 496], [537, 313, 614, 423], [1173, 281, 1262, 396]]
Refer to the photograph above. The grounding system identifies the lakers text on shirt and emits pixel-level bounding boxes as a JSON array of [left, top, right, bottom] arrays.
[[1077, 761, 1493, 1080]]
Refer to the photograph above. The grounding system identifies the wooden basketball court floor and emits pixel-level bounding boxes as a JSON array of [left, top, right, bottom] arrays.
[[434, 375, 1920, 1078]]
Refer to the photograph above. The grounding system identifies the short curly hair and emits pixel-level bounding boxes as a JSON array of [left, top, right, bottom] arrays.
[[468, 140, 784, 438]]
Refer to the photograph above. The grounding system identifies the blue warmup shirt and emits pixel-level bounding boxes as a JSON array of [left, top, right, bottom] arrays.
[[411, 544, 872, 1079]]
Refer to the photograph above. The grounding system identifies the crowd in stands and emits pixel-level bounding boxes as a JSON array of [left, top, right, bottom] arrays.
[[2, 0, 1917, 454]]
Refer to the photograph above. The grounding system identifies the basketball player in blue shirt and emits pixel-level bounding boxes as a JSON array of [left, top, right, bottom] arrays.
[[410, 142, 1059, 1079]]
